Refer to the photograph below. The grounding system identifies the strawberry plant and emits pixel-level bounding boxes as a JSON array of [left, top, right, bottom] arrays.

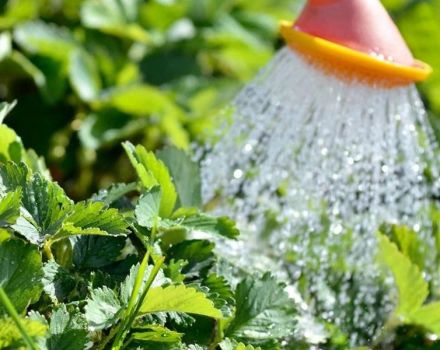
[[0, 102, 297, 350]]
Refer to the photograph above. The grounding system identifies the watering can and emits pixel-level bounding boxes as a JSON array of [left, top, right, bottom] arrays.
[[280, 0, 432, 86]]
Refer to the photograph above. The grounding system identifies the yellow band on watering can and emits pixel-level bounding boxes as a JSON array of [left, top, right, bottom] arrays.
[[280, 21, 432, 86]]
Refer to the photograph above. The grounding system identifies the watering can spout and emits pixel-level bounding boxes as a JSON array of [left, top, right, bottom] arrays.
[[280, 0, 432, 86], [296, 0, 413, 65]]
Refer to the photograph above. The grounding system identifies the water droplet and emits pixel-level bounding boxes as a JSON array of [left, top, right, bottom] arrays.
[[233, 169, 243, 179]]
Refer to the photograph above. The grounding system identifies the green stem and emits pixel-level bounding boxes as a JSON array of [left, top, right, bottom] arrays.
[[43, 240, 54, 260], [150, 217, 158, 242], [208, 319, 225, 350], [111, 253, 165, 350], [96, 326, 120, 350], [133, 228, 149, 250], [132, 256, 165, 319], [111, 250, 150, 350], [0, 287, 38, 350]]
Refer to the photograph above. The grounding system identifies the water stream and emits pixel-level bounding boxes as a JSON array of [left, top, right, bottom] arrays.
[[200, 47, 440, 345]]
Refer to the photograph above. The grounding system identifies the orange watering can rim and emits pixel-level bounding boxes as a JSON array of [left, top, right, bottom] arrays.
[[280, 21, 432, 86]]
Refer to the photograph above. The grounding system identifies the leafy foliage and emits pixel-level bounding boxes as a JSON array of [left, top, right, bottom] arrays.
[[226, 273, 296, 345], [0, 239, 43, 314], [0, 0, 295, 199], [0, 189, 21, 228], [0, 109, 299, 350], [377, 232, 440, 338], [43, 305, 89, 350], [0, 317, 47, 349], [377, 233, 428, 319]]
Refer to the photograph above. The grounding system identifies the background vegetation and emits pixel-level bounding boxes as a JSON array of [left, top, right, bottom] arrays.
[[2, 0, 437, 200]]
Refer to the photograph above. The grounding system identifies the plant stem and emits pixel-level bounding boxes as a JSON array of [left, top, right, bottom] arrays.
[[132, 256, 165, 319], [111, 253, 165, 350], [43, 240, 54, 260], [117, 258, 164, 349], [96, 325, 120, 350], [0, 286, 38, 350], [208, 319, 225, 350], [111, 250, 150, 350], [150, 217, 158, 242]]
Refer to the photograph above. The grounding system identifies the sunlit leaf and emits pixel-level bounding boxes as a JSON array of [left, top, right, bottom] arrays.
[[85, 286, 122, 331], [124, 142, 177, 217], [139, 285, 222, 319], [81, 0, 150, 43], [14, 21, 77, 61], [377, 233, 428, 319], [157, 146, 202, 208], [68, 49, 102, 102], [0, 317, 47, 348]]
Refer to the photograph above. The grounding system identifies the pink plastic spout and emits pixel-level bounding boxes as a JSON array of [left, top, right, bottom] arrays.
[[294, 0, 415, 66]]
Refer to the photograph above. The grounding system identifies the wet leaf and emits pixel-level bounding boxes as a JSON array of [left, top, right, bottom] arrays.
[[0, 239, 43, 314]]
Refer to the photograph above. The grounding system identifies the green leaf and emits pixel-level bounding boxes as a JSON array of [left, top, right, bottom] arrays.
[[220, 338, 261, 350], [0, 162, 73, 243], [0, 125, 20, 162], [139, 285, 222, 319], [0, 32, 12, 61], [13, 21, 77, 61], [86, 258, 167, 333], [92, 182, 137, 206], [177, 212, 239, 239], [0, 161, 29, 190], [58, 201, 129, 239], [0, 0, 40, 29], [390, 225, 425, 270], [201, 273, 235, 314], [123, 142, 177, 217], [24, 149, 51, 179], [0, 100, 16, 124], [0, 317, 47, 349], [81, 0, 150, 43], [166, 240, 215, 279], [71, 235, 126, 269], [42, 261, 76, 302], [0, 189, 21, 228], [85, 286, 122, 331], [377, 233, 428, 319], [13, 171, 72, 244], [135, 187, 162, 229], [103, 85, 174, 116], [226, 273, 296, 343], [45, 305, 88, 350], [123, 142, 158, 189], [157, 146, 202, 208], [105, 86, 189, 148], [78, 112, 148, 150], [119, 262, 167, 306], [408, 301, 440, 336], [2, 50, 47, 91], [0, 239, 43, 314], [68, 49, 102, 102], [130, 324, 182, 344]]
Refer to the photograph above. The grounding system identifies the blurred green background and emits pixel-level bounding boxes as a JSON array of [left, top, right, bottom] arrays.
[[0, 0, 439, 199]]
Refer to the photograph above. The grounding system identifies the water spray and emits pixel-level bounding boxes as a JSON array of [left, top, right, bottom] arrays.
[[201, 0, 437, 344]]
